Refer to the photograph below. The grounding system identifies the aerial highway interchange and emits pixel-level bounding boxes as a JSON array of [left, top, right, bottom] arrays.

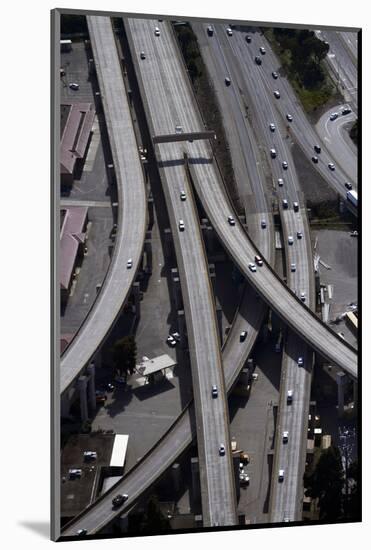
[[58, 13, 359, 539]]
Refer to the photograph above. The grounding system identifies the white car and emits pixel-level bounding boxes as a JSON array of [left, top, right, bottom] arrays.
[[282, 161, 288, 170], [175, 125, 183, 134], [255, 255, 263, 266], [154, 27, 160, 36], [288, 236, 294, 245], [260, 46, 266, 54], [261, 219, 267, 228], [278, 469, 285, 482], [270, 148, 277, 158], [274, 90, 280, 98], [140, 51, 146, 59], [228, 215, 235, 226], [290, 263, 296, 272], [127, 258, 133, 269], [282, 431, 289, 443], [300, 292, 306, 302], [212, 385, 218, 398], [269, 123, 276, 132], [278, 178, 283, 187], [69, 468, 82, 479], [328, 163, 335, 171], [171, 332, 181, 341], [298, 356, 304, 366], [287, 389, 293, 403], [83, 451, 97, 460], [248, 262, 257, 272], [180, 190, 186, 201], [226, 27, 233, 36], [219, 444, 226, 455], [179, 219, 185, 231], [240, 330, 248, 341], [330, 112, 338, 121], [286, 114, 293, 122], [272, 71, 278, 79], [167, 335, 177, 347], [69, 82, 79, 90]]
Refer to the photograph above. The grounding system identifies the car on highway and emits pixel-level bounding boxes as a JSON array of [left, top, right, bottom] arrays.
[[328, 163, 335, 171], [277, 178, 283, 187], [260, 46, 266, 54], [297, 231, 303, 239], [248, 262, 257, 272], [282, 431, 289, 443], [300, 291, 306, 302], [219, 444, 226, 456], [154, 27, 160, 36], [240, 474, 250, 485], [312, 156, 319, 163], [175, 125, 183, 134], [77, 529, 87, 536], [350, 230, 358, 237], [282, 161, 288, 170], [282, 199, 288, 209], [288, 236, 294, 245], [69, 468, 82, 479], [212, 385, 218, 398], [330, 112, 338, 121], [261, 219, 267, 229], [272, 71, 278, 79], [293, 201, 299, 212], [226, 27, 233, 36], [290, 263, 296, 272], [167, 335, 177, 347], [286, 113, 293, 122], [69, 82, 79, 90], [207, 25, 214, 36], [180, 190, 186, 200], [225, 77, 231, 86], [269, 123, 276, 132], [314, 144, 321, 154], [255, 56, 262, 65], [228, 215, 235, 226], [95, 390, 107, 403], [345, 182, 353, 190], [112, 494, 129, 508], [287, 390, 293, 403], [127, 258, 133, 269], [140, 51, 146, 59], [278, 469, 285, 482], [270, 148, 277, 158], [342, 107, 351, 115], [255, 255, 263, 266], [179, 219, 185, 231], [171, 332, 181, 342], [273, 90, 280, 98], [245, 35, 252, 43], [298, 356, 304, 366], [240, 330, 248, 341]]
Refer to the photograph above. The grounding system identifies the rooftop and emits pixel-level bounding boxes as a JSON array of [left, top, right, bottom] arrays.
[[60, 102, 95, 176], [60, 206, 88, 290], [136, 354, 177, 377]]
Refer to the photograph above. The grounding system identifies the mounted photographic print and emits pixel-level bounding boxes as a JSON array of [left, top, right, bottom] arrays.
[[51, 7, 361, 542]]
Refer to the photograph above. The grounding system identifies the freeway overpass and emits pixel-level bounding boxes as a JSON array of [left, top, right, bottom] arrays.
[[60, 16, 147, 395]]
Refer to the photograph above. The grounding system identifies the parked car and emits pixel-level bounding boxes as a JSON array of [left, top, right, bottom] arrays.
[[166, 335, 177, 347], [83, 451, 97, 461]]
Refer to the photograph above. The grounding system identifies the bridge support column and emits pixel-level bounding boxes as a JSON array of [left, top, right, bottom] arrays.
[[208, 263, 216, 293], [353, 380, 358, 409], [87, 362, 96, 412], [147, 194, 154, 228], [77, 376, 89, 422], [177, 310, 187, 349], [233, 454, 241, 500], [61, 393, 71, 419], [191, 457, 201, 509], [171, 268, 183, 311], [171, 463, 181, 494], [132, 282, 141, 317], [336, 371, 347, 416], [107, 163, 116, 187], [163, 228, 173, 258], [215, 301, 223, 346], [144, 237, 152, 275]]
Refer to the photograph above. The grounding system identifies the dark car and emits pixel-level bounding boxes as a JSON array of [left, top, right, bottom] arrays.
[[255, 56, 262, 65], [112, 494, 129, 508], [314, 145, 321, 154], [345, 182, 353, 190], [245, 35, 252, 43], [342, 107, 351, 115], [312, 156, 319, 163], [272, 71, 278, 79]]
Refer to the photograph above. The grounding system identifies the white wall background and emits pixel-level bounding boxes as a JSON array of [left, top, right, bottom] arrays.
[[1, 0, 368, 548]]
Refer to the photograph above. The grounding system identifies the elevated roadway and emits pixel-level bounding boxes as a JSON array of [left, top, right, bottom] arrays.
[[126, 17, 237, 528], [60, 16, 147, 394]]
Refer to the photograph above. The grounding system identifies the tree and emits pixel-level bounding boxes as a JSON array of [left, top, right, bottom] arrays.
[[301, 60, 325, 88], [347, 460, 360, 520], [305, 446, 344, 521], [112, 336, 137, 377]]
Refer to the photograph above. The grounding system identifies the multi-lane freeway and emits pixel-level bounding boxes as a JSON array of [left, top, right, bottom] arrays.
[[60, 16, 147, 395]]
